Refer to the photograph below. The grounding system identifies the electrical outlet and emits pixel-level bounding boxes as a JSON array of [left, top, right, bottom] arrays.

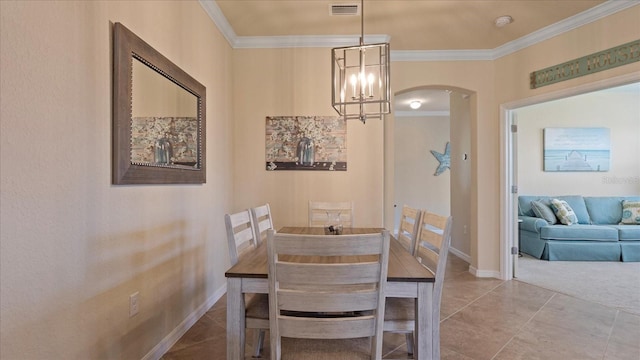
[[129, 292, 139, 317]]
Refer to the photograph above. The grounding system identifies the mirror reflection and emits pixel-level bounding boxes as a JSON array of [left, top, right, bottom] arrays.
[[131, 57, 199, 168]]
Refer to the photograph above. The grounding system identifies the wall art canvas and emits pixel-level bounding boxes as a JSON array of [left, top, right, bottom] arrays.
[[543, 127, 610, 172], [265, 116, 347, 171]]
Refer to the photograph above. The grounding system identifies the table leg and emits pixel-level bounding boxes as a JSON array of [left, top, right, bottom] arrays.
[[414, 282, 433, 360], [226, 278, 245, 360]]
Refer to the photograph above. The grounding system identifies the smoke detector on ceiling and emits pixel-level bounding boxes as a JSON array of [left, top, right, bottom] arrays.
[[330, 4, 360, 16], [494, 15, 514, 27]]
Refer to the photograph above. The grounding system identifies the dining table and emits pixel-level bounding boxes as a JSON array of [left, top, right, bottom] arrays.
[[225, 226, 436, 360]]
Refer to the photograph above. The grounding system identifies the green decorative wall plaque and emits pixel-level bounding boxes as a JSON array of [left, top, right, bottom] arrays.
[[530, 39, 640, 89]]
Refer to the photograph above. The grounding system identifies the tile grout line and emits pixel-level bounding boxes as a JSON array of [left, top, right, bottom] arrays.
[[489, 292, 557, 360], [440, 278, 506, 323], [601, 309, 619, 360]]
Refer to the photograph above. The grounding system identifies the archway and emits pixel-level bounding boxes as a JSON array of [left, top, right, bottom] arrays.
[[390, 85, 474, 263]]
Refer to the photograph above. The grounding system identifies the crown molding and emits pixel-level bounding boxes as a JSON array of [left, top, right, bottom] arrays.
[[199, 0, 237, 46], [391, 50, 494, 62], [234, 35, 391, 49], [200, 0, 639, 61], [491, 0, 639, 59]]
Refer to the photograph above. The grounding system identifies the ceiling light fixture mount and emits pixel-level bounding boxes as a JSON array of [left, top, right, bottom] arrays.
[[409, 100, 422, 110], [331, 0, 391, 124], [494, 15, 514, 27]]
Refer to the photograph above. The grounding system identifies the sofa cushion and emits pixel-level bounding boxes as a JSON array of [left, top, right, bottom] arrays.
[[605, 225, 640, 241], [518, 196, 541, 217], [584, 197, 626, 224], [531, 200, 557, 224], [540, 224, 619, 242], [550, 199, 578, 225], [555, 195, 591, 224], [620, 200, 640, 225]]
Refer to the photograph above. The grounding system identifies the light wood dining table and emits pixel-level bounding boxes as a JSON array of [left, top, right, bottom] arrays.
[[225, 227, 436, 360]]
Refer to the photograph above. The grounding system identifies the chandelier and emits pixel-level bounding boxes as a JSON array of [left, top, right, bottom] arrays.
[[331, 0, 391, 124]]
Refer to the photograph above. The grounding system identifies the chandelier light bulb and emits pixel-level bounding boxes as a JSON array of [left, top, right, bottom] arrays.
[[350, 74, 358, 98]]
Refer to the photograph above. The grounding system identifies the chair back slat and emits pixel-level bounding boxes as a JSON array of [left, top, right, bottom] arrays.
[[276, 262, 382, 285], [277, 289, 379, 313], [251, 203, 274, 244], [268, 229, 389, 360], [396, 205, 422, 255], [225, 210, 259, 265], [272, 233, 382, 256], [416, 212, 447, 257], [308, 201, 354, 227], [416, 211, 452, 307], [279, 317, 376, 339]]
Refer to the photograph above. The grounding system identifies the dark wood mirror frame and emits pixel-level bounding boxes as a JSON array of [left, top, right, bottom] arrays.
[[112, 22, 206, 184]]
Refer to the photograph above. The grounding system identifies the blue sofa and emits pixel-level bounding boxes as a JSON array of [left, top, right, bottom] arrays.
[[518, 195, 640, 261]]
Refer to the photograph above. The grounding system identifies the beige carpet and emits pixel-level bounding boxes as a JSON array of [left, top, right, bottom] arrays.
[[516, 254, 640, 315]]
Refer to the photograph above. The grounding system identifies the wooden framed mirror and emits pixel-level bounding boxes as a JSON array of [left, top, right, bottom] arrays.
[[112, 22, 206, 184]]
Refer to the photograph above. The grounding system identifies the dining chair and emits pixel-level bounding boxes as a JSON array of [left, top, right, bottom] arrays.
[[250, 203, 274, 245], [308, 201, 354, 228], [267, 229, 390, 360], [384, 211, 452, 358], [224, 210, 269, 358], [396, 205, 422, 255]]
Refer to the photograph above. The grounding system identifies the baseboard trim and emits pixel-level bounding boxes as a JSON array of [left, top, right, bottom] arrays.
[[449, 246, 471, 263], [469, 266, 501, 279], [143, 284, 228, 360]]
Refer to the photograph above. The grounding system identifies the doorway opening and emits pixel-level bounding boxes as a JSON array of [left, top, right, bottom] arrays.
[[500, 72, 640, 281]]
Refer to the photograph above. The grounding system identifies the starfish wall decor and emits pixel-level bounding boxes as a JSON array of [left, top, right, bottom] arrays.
[[430, 142, 451, 176]]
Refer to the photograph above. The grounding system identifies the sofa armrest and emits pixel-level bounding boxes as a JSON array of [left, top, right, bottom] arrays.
[[519, 216, 548, 233]]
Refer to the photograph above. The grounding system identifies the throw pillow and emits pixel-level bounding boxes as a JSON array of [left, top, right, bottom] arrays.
[[530, 200, 557, 224], [620, 200, 640, 225], [550, 198, 578, 225]]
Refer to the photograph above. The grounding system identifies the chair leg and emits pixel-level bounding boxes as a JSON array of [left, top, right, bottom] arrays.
[[252, 329, 265, 358], [405, 333, 414, 355]]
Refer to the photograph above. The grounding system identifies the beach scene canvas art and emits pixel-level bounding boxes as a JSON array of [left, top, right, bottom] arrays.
[[543, 127, 610, 172]]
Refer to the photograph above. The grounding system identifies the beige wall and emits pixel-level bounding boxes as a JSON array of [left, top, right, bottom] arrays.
[[494, 6, 640, 106], [2, 1, 640, 358], [450, 92, 472, 257], [231, 48, 384, 228], [0, 1, 233, 359], [516, 86, 640, 195], [393, 115, 451, 220]]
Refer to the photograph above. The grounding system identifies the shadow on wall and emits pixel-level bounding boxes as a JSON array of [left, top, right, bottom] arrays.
[[4, 220, 207, 359]]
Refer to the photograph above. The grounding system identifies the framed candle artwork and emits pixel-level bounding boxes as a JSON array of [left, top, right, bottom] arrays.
[[265, 116, 347, 171]]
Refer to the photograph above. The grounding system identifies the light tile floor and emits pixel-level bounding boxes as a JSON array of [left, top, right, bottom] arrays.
[[162, 255, 640, 359]]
